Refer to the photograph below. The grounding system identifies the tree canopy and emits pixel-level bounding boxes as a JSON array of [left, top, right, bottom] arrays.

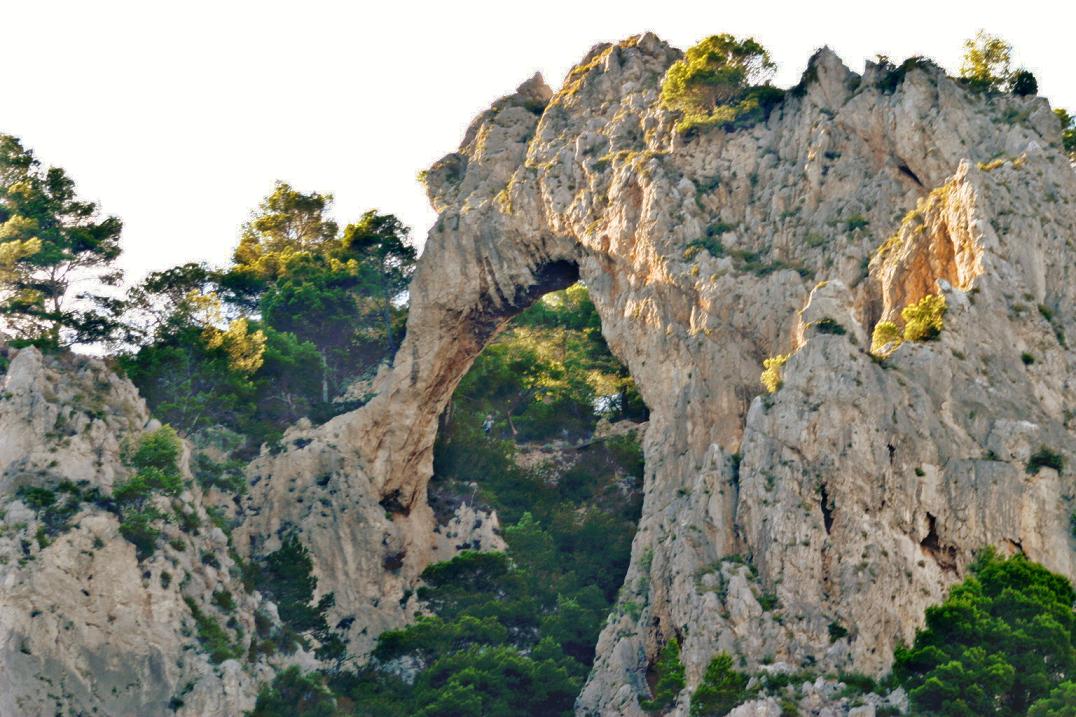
[[660, 34, 782, 133], [121, 181, 416, 454], [895, 549, 1076, 717], [0, 134, 124, 347], [960, 31, 1037, 96]]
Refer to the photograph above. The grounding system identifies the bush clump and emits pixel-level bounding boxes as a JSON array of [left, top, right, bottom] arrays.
[[691, 652, 754, 716], [1009, 70, 1038, 96], [112, 426, 186, 559], [128, 425, 183, 473], [871, 321, 903, 355], [250, 666, 337, 717], [1057, 109, 1076, 159], [661, 35, 781, 134], [641, 636, 687, 711], [254, 533, 345, 662], [760, 353, 790, 394], [813, 318, 846, 335], [901, 293, 947, 342], [1028, 682, 1076, 717], [183, 596, 243, 664], [16, 480, 97, 540], [1026, 446, 1064, 475]]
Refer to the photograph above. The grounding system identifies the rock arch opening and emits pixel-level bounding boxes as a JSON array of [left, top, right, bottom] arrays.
[[352, 280, 650, 713]]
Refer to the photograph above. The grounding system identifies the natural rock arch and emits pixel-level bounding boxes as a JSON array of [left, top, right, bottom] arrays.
[[239, 34, 1076, 716]]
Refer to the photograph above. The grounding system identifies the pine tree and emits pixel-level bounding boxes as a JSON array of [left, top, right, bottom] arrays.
[[0, 134, 123, 347]]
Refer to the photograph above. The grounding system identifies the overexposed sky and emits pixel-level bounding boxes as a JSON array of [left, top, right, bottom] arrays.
[[4, 0, 1074, 282]]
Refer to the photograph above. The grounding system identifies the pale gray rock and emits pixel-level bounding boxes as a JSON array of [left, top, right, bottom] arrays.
[[0, 349, 266, 716]]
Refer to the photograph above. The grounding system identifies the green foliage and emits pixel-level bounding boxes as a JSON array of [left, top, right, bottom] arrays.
[[118, 507, 166, 561], [691, 652, 754, 716], [874, 56, 936, 94], [112, 467, 183, 504], [1028, 681, 1076, 717], [902, 293, 946, 342], [0, 134, 124, 347], [251, 667, 337, 717], [18, 486, 57, 511], [894, 550, 1076, 716], [119, 322, 260, 441], [109, 427, 185, 559], [1027, 446, 1064, 475], [339, 643, 580, 717], [661, 35, 780, 134], [642, 637, 687, 711], [183, 596, 243, 664], [254, 533, 344, 662], [760, 353, 790, 394], [414, 644, 579, 717], [1057, 109, 1076, 158], [232, 181, 338, 276], [259, 534, 322, 631], [845, 214, 870, 232], [828, 621, 849, 642], [16, 480, 97, 539], [212, 588, 237, 613], [871, 320, 903, 355], [686, 236, 726, 260], [1009, 70, 1038, 96], [129, 425, 182, 474], [957, 32, 1037, 97], [227, 186, 414, 384], [412, 550, 512, 616], [339, 211, 417, 355], [192, 452, 247, 494], [960, 31, 1012, 92], [449, 284, 645, 443], [837, 671, 877, 697], [123, 183, 417, 455], [812, 318, 846, 335], [375, 613, 509, 663]]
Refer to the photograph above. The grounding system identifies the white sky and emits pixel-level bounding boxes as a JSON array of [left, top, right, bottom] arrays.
[[3, 0, 1073, 282]]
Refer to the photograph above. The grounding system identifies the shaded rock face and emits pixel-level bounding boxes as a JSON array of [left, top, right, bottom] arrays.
[[242, 34, 1074, 714]]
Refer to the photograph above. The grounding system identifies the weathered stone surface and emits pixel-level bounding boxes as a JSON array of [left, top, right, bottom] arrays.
[[0, 348, 266, 716], [239, 35, 1072, 715]]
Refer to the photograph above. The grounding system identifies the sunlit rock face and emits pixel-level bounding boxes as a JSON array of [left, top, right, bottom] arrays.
[[8, 31, 1072, 717], [244, 33, 1073, 715]]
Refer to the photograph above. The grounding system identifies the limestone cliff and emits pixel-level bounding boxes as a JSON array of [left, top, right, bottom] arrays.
[[240, 34, 1073, 714], [0, 347, 266, 716], [2, 32, 1074, 717]]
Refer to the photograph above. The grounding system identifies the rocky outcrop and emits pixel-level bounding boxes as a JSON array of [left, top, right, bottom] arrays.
[[238, 34, 1074, 715], [0, 348, 267, 716], [4, 31, 1074, 716]]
